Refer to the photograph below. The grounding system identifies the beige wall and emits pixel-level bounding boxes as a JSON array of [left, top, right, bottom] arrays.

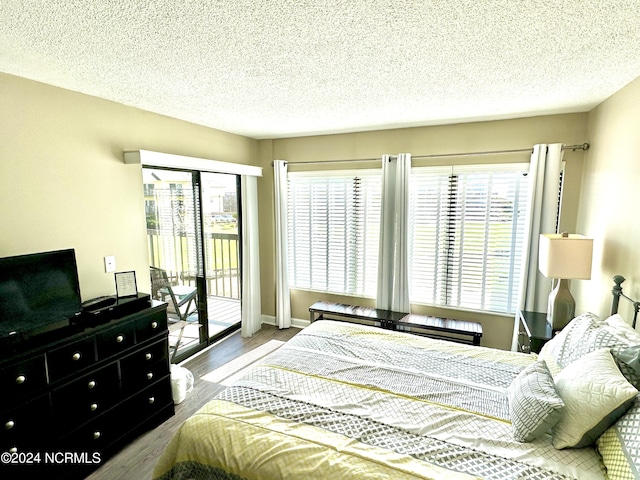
[[0, 73, 258, 300], [1, 71, 596, 350], [258, 114, 589, 349], [573, 75, 640, 322]]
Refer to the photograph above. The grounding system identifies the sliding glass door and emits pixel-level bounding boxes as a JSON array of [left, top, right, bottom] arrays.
[[200, 172, 242, 342], [143, 167, 241, 362]]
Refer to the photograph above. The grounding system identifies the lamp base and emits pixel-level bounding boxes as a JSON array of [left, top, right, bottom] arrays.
[[547, 278, 576, 330]]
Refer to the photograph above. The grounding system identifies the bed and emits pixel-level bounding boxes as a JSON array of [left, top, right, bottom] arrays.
[[153, 277, 640, 480]]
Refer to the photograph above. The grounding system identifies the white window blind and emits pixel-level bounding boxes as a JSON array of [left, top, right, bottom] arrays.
[[287, 170, 381, 297], [409, 164, 530, 314]]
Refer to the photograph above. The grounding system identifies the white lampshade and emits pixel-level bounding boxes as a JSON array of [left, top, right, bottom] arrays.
[[539, 233, 593, 279]]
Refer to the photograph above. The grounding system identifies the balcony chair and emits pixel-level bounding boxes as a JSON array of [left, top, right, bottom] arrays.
[[149, 266, 198, 361]]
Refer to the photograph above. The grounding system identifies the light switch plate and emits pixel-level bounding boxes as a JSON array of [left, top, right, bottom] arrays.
[[104, 255, 116, 273]]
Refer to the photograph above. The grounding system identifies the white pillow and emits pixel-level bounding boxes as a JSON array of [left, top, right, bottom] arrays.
[[552, 347, 638, 449], [604, 314, 640, 343]]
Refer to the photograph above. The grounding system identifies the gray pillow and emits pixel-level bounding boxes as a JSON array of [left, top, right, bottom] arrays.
[[508, 360, 564, 442], [597, 395, 640, 480], [617, 345, 640, 386]]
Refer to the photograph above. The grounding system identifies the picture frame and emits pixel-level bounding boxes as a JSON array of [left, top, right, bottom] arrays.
[[115, 270, 138, 298]]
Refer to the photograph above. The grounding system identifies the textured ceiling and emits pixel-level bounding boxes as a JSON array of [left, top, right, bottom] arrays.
[[2, 1, 640, 139]]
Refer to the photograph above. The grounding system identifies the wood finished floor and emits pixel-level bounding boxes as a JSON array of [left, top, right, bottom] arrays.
[[86, 324, 301, 480]]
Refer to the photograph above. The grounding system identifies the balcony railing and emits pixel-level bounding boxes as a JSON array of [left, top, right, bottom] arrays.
[[147, 231, 240, 299]]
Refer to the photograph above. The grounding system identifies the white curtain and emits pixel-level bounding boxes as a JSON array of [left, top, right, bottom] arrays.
[[376, 153, 411, 312], [240, 175, 262, 337], [517, 143, 564, 314], [273, 160, 291, 329]]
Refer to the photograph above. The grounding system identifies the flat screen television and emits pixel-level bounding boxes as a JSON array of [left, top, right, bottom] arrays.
[[0, 248, 83, 341]]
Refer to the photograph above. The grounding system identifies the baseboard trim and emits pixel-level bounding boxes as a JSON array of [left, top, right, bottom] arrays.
[[261, 314, 308, 330]]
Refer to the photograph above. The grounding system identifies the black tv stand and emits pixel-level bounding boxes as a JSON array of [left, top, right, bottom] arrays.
[[0, 296, 174, 479]]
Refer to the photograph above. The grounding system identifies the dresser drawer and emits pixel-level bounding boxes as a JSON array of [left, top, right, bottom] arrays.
[[125, 376, 173, 427], [0, 354, 47, 405], [120, 338, 169, 395], [47, 336, 97, 381], [58, 405, 127, 456], [96, 320, 136, 360], [136, 309, 168, 343], [51, 363, 120, 431], [0, 394, 51, 452]]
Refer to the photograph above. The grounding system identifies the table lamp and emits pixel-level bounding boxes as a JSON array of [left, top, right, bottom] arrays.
[[538, 233, 593, 330]]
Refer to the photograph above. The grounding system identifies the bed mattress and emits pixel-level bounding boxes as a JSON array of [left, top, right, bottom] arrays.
[[153, 320, 607, 480]]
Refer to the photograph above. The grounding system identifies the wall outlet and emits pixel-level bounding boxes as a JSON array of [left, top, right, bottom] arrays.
[[104, 255, 116, 273]]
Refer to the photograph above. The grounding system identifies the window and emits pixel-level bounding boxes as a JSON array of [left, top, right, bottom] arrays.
[[287, 170, 381, 297], [409, 164, 530, 314]]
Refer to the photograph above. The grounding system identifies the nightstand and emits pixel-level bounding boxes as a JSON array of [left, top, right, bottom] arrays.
[[517, 310, 554, 354]]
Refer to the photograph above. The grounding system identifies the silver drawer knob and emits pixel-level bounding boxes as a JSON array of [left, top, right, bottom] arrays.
[[87, 380, 96, 389], [15, 375, 26, 384], [145, 353, 152, 360], [116, 335, 124, 343], [148, 396, 155, 404], [90, 403, 98, 412], [5, 420, 15, 430], [151, 321, 158, 329], [146, 372, 153, 380], [72, 352, 82, 361], [93, 431, 101, 440]]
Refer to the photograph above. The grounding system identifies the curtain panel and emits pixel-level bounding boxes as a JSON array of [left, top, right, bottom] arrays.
[[513, 143, 564, 351], [376, 154, 411, 313], [273, 160, 292, 329], [518, 143, 564, 313], [240, 175, 262, 337]]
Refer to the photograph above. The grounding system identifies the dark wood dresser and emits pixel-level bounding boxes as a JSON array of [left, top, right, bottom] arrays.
[[0, 298, 174, 479]]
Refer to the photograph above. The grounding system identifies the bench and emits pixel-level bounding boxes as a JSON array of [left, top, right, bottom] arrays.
[[309, 301, 483, 346]]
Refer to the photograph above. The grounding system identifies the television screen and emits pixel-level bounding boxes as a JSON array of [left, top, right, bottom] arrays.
[[0, 248, 83, 339]]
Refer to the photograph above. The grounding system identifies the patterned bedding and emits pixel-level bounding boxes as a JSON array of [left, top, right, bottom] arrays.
[[153, 320, 609, 480]]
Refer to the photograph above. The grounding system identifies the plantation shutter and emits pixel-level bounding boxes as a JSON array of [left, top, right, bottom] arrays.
[[287, 170, 381, 297], [409, 163, 529, 314]]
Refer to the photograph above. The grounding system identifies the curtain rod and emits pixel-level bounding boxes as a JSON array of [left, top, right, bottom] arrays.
[[277, 143, 589, 166]]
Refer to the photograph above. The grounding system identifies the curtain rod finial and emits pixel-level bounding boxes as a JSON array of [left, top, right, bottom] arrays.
[[571, 143, 590, 151]]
